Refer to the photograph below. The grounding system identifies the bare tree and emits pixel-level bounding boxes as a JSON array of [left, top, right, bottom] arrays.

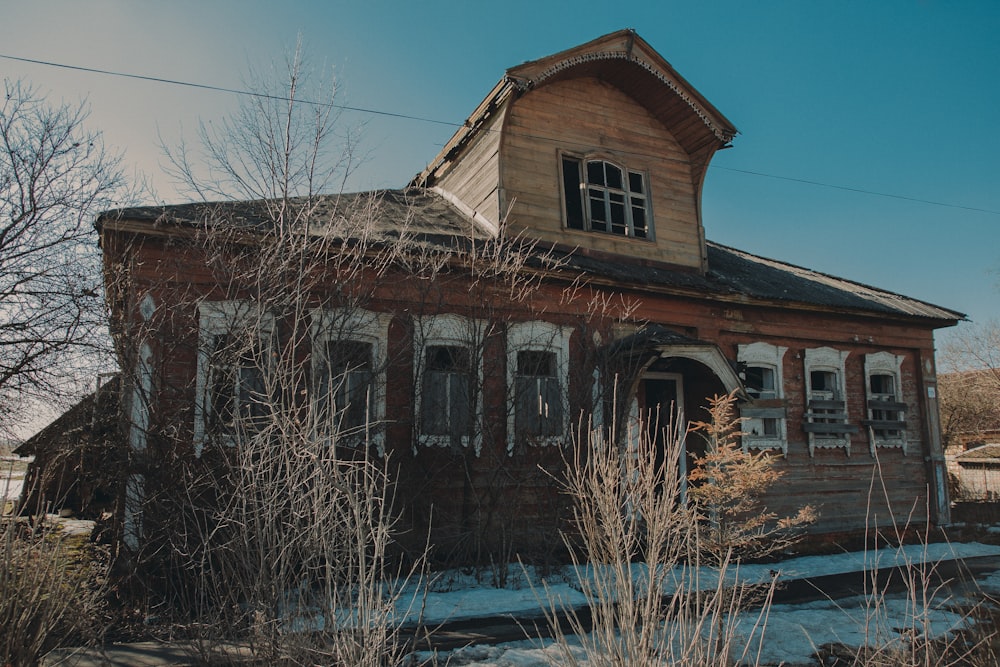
[[0, 79, 127, 435], [937, 321, 1000, 449]]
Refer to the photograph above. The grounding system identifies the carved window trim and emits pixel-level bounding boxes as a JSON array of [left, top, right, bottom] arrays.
[[864, 351, 907, 455], [738, 342, 788, 455], [804, 347, 856, 457]]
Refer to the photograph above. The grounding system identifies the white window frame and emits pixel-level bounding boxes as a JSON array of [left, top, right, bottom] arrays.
[[804, 347, 854, 457], [864, 351, 907, 455], [194, 301, 274, 456], [560, 153, 654, 240], [506, 321, 573, 455], [738, 342, 788, 455], [310, 308, 391, 455], [414, 314, 485, 455]]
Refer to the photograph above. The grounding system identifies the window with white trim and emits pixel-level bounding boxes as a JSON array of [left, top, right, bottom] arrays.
[[506, 321, 572, 454], [194, 301, 274, 455], [863, 352, 907, 454], [737, 343, 788, 454], [803, 347, 857, 456], [311, 309, 390, 453], [414, 314, 484, 453], [561, 155, 652, 239]]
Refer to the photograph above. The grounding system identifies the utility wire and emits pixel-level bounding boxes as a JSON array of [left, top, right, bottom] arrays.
[[0, 53, 459, 128], [3, 51, 998, 216], [710, 166, 1000, 216]]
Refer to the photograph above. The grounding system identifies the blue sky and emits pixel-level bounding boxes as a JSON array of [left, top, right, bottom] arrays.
[[2, 1, 998, 344]]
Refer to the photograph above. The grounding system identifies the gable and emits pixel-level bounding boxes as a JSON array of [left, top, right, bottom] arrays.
[[417, 30, 735, 273], [501, 77, 702, 268]]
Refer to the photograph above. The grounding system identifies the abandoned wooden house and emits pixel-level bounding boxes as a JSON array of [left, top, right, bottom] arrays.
[[97, 30, 961, 563]]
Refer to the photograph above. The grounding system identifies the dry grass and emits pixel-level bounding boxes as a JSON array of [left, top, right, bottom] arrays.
[[0, 519, 107, 665]]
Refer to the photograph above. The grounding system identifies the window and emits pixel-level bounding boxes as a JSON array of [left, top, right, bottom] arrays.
[[507, 321, 572, 454], [206, 333, 268, 435], [318, 340, 373, 431], [311, 308, 390, 453], [803, 347, 857, 456], [562, 156, 651, 239], [864, 352, 907, 454], [194, 301, 274, 455], [422, 345, 473, 441], [415, 314, 484, 453], [738, 343, 788, 454]]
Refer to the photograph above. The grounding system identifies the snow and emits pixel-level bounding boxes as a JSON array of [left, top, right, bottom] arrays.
[[404, 542, 1000, 666], [401, 542, 1000, 626]]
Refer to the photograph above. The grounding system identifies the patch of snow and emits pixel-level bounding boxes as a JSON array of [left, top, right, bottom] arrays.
[[399, 542, 1000, 627], [46, 515, 95, 537], [418, 588, 975, 667], [2, 476, 24, 501]]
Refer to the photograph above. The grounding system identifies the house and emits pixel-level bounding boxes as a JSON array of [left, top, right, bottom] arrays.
[[940, 369, 1000, 504], [14, 375, 124, 520], [97, 30, 961, 564]]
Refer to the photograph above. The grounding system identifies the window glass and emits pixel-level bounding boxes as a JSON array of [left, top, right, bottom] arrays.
[[422, 345, 473, 440], [810, 370, 838, 396], [869, 373, 901, 438], [870, 374, 894, 397], [628, 171, 644, 194], [318, 340, 374, 431], [745, 366, 776, 399], [515, 350, 562, 438], [208, 333, 267, 435], [563, 156, 651, 239]]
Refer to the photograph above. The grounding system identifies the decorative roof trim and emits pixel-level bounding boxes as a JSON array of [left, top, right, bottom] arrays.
[[515, 50, 735, 144]]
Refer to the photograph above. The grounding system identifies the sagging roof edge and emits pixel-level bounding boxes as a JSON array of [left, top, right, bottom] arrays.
[[95, 196, 965, 329]]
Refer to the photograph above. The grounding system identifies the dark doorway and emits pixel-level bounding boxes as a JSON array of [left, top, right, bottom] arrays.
[[641, 373, 684, 495]]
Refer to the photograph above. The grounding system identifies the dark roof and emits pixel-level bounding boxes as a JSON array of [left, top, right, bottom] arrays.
[[15, 376, 122, 458], [98, 189, 963, 324], [957, 444, 1000, 462], [98, 189, 492, 240]]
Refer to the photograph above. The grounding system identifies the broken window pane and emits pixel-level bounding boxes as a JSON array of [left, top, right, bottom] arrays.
[[562, 157, 584, 230], [745, 366, 776, 400]]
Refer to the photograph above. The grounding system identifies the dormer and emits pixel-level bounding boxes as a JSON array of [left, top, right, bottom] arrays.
[[415, 30, 737, 273]]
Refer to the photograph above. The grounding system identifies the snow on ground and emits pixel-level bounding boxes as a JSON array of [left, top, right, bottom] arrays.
[[401, 542, 1000, 626], [1, 456, 28, 502], [405, 542, 1000, 666]]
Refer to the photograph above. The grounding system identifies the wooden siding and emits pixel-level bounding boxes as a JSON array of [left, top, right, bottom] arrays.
[[500, 77, 703, 269], [436, 110, 504, 225]]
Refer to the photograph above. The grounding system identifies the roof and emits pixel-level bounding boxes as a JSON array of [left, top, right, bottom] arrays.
[[98, 189, 495, 241], [14, 375, 122, 457], [956, 443, 1000, 463], [97, 189, 963, 325]]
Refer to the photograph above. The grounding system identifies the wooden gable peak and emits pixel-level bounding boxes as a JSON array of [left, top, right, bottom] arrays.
[[506, 29, 737, 148]]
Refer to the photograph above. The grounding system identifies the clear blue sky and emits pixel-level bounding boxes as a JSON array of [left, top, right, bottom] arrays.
[[3, 1, 998, 346]]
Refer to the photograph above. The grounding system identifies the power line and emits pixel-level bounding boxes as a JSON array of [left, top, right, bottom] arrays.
[[3, 51, 997, 216], [710, 166, 1000, 216], [0, 53, 460, 128]]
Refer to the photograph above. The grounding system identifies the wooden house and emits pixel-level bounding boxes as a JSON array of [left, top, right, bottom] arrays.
[[97, 30, 961, 563]]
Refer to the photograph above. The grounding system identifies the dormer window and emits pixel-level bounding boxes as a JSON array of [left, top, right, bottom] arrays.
[[561, 155, 651, 239]]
